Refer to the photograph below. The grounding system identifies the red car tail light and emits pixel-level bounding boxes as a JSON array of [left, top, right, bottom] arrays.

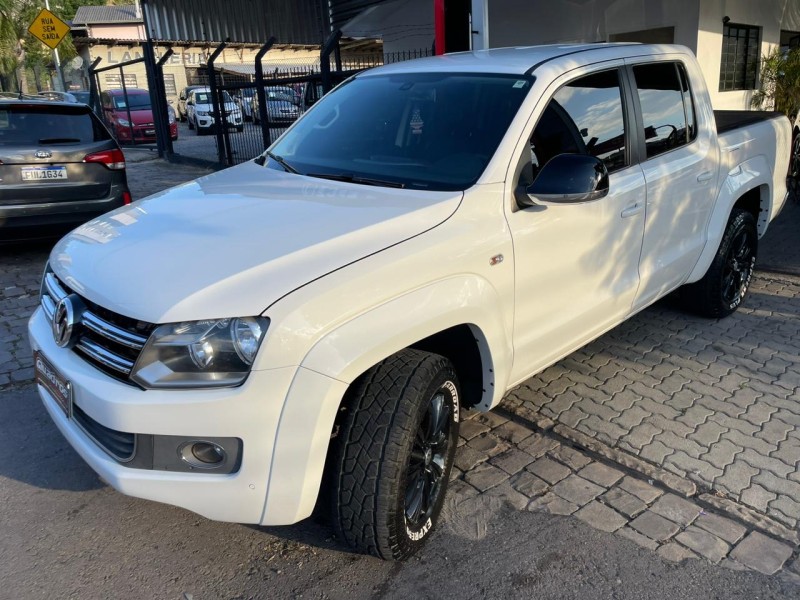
[[122, 191, 132, 205], [84, 148, 126, 170]]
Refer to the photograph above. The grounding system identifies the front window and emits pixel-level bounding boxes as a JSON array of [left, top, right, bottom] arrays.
[[267, 72, 533, 191]]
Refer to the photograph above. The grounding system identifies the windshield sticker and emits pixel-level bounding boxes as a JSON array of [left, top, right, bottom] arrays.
[[513, 80, 528, 89], [410, 108, 424, 135]]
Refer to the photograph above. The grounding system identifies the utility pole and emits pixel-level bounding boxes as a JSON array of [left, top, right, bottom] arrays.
[[44, 0, 66, 91]]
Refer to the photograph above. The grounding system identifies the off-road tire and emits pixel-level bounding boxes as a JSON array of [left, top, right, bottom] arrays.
[[681, 208, 757, 318], [331, 349, 461, 560]]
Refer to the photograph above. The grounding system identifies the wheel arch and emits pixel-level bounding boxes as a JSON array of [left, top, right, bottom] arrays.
[[687, 155, 772, 283]]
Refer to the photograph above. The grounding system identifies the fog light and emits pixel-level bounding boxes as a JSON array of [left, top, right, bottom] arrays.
[[179, 441, 226, 468]]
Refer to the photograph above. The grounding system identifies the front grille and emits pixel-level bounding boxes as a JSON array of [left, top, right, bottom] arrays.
[[40, 270, 154, 383], [72, 403, 136, 461]]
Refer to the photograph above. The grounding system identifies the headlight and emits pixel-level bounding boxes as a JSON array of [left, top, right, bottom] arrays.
[[117, 118, 131, 126], [167, 105, 176, 124], [197, 110, 210, 116], [131, 317, 268, 389]]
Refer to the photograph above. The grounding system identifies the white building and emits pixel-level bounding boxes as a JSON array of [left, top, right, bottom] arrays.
[[342, 0, 800, 109]]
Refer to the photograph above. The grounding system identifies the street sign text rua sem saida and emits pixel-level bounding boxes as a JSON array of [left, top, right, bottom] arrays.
[[28, 8, 70, 50]]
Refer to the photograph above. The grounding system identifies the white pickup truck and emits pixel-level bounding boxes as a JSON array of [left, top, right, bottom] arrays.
[[29, 44, 790, 561]]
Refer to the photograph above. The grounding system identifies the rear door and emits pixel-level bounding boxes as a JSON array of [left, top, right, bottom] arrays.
[[626, 59, 718, 309], [0, 103, 119, 206]]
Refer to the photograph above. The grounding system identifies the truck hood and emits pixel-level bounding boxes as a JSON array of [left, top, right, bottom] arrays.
[[50, 161, 462, 323]]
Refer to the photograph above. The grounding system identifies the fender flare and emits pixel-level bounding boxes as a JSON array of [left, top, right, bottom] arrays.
[[261, 276, 512, 525], [687, 154, 771, 283]]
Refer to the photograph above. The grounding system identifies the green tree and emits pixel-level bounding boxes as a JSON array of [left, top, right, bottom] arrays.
[[751, 46, 800, 118]]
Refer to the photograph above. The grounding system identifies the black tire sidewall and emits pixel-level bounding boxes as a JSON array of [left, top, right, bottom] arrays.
[[388, 364, 461, 557], [716, 210, 757, 315]]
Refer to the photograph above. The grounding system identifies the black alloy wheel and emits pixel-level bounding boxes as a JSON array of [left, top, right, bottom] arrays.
[[721, 226, 755, 308], [405, 388, 454, 529]]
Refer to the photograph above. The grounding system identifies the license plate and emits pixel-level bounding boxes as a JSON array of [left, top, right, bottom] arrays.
[[21, 166, 67, 181], [34, 351, 71, 417], [145, 129, 155, 135]]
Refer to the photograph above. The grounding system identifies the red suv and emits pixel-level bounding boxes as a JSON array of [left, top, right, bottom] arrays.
[[100, 89, 178, 144]]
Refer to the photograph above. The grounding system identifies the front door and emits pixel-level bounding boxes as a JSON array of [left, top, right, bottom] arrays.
[[506, 66, 647, 384]]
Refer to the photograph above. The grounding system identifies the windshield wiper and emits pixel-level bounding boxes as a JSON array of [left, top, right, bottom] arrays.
[[306, 172, 405, 189], [38, 137, 81, 144], [265, 151, 300, 174]]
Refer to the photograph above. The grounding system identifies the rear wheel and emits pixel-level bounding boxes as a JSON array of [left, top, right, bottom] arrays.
[[680, 208, 757, 318], [331, 349, 460, 560]]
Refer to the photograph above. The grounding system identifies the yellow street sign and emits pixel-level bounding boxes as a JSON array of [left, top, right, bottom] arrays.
[[28, 8, 70, 50]]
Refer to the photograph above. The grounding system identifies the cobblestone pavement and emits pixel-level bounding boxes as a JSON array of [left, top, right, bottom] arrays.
[[2, 161, 799, 582], [447, 410, 800, 580]]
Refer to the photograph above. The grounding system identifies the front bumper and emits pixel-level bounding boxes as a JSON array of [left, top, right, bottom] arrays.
[[28, 307, 344, 525]]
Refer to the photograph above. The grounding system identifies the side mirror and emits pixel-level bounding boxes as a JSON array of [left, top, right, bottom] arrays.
[[516, 154, 609, 208]]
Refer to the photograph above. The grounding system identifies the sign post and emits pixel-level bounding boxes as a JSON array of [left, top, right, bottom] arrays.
[[27, 5, 70, 91]]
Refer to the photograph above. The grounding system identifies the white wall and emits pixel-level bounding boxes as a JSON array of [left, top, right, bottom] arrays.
[[487, 0, 700, 49], [698, 0, 800, 109]]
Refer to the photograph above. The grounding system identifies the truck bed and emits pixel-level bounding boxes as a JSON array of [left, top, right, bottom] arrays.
[[714, 110, 783, 134]]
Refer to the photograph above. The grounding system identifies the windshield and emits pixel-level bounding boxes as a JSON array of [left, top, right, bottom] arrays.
[[268, 72, 532, 190], [113, 94, 151, 110], [193, 91, 233, 104]]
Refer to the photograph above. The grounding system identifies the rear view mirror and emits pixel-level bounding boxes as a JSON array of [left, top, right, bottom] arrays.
[[517, 154, 609, 208]]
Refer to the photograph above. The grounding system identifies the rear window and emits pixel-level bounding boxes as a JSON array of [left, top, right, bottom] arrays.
[[112, 94, 151, 110], [0, 105, 110, 145]]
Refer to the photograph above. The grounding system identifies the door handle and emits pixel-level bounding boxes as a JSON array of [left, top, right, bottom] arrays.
[[621, 202, 644, 218], [697, 171, 714, 183]]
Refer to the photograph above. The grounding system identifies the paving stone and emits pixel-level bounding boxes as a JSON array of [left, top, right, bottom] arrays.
[[618, 476, 663, 504], [715, 461, 759, 496], [517, 433, 559, 458], [454, 445, 489, 472], [489, 481, 531, 510], [447, 479, 480, 501], [699, 493, 800, 546], [650, 493, 701, 526], [702, 439, 743, 470], [511, 471, 549, 498], [490, 448, 535, 475], [730, 532, 794, 575], [601, 488, 647, 518], [551, 475, 605, 507], [658, 542, 699, 563], [459, 419, 491, 440], [527, 457, 571, 485], [473, 411, 509, 429], [463, 463, 509, 492], [577, 462, 624, 487], [575, 501, 628, 533], [675, 526, 730, 564], [467, 434, 508, 456], [617, 526, 658, 551], [693, 512, 747, 545], [740, 484, 778, 512], [491, 420, 534, 444], [527, 492, 578, 516], [547, 444, 592, 470], [629, 511, 680, 541], [639, 440, 673, 465]]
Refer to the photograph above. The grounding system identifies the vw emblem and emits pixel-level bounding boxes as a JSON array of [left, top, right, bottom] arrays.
[[35, 150, 52, 159], [52, 295, 81, 348]]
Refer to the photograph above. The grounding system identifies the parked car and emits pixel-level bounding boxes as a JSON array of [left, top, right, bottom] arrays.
[[29, 44, 790, 561], [251, 86, 300, 125], [177, 85, 206, 122], [100, 88, 178, 144], [71, 91, 91, 105], [236, 87, 257, 121], [186, 87, 243, 134], [38, 91, 77, 103], [0, 99, 130, 241]]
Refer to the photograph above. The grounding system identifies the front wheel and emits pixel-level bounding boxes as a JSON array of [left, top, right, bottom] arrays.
[[680, 208, 757, 318], [331, 349, 461, 560]]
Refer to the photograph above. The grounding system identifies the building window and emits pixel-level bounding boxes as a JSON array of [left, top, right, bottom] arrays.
[[104, 73, 138, 89], [163, 73, 176, 96], [719, 24, 760, 91]]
